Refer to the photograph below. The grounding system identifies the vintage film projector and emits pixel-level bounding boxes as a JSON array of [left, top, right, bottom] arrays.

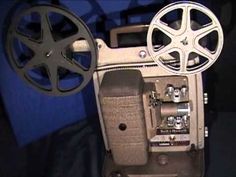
[[6, 1, 224, 177]]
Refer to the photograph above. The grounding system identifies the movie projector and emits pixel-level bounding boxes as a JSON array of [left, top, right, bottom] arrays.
[[6, 1, 223, 177]]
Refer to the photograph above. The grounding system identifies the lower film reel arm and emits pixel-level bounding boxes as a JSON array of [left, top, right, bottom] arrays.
[[6, 5, 97, 96]]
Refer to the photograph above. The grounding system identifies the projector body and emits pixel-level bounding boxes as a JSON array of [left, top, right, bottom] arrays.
[[92, 34, 205, 177]]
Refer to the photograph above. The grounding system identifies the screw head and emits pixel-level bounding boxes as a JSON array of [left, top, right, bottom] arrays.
[[205, 126, 209, 138], [157, 154, 169, 166], [204, 93, 208, 104], [45, 50, 53, 57], [139, 50, 147, 59], [97, 43, 102, 50]]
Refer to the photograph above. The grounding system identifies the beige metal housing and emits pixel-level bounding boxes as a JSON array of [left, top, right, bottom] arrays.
[[76, 40, 206, 152]]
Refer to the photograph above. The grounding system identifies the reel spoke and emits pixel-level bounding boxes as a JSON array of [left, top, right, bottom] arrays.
[[13, 31, 39, 52], [24, 55, 42, 71], [179, 50, 189, 72], [180, 6, 191, 32], [194, 44, 214, 60], [40, 11, 54, 42], [194, 23, 218, 39], [57, 33, 81, 48], [47, 65, 59, 91], [153, 22, 176, 38], [153, 43, 175, 58], [58, 58, 87, 76]]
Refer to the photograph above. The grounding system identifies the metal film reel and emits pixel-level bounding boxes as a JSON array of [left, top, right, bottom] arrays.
[[147, 1, 224, 75], [6, 5, 97, 96]]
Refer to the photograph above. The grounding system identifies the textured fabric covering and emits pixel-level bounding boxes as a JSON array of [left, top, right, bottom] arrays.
[[100, 96, 148, 165], [99, 70, 148, 165], [99, 70, 144, 97]]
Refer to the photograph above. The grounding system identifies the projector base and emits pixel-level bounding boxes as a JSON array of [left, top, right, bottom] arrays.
[[103, 150, 204, 177]]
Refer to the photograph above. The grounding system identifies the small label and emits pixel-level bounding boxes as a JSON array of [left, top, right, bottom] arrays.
[[150, 141, 190, 147], [150, 134, 190, 147], [156, 128, 189, 135]]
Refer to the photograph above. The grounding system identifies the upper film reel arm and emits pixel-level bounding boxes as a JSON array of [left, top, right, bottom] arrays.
[[147, 1, 224, 75]]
